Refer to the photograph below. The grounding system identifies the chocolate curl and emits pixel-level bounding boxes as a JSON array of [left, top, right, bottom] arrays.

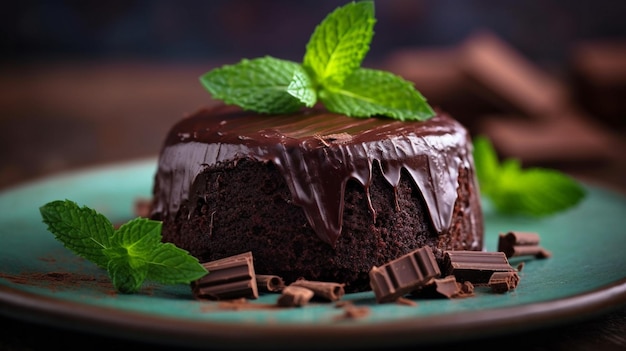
[[488, 271, 520, 293], [443, 250, 515, 286], [192, 251, 259, 300], [369, 247, 441, 303], [256, 274, 285, 292], [277, 285, 314, 307], [498, 231, 552, 258], [290, 279, 345, 301]]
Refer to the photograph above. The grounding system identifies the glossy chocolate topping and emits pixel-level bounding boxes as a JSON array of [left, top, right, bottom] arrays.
[[152, 105, 476, 247]]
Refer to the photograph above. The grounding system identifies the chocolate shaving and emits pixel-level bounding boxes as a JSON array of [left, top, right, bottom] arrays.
[[498, 231, 552, 258], [277, 285, 314, 307], [217, 298, 281, 311], [334, 304, 371, 321], [369, 247, 441, 303], [314, 132, 353, 146], [256, 274, 285, 292], [395, 297, 418, 306], [290, 278, 345, 301], [192, 251, 258, 300], [443, 250, 515, 286]]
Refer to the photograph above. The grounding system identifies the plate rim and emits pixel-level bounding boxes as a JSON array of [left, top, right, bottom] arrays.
[[1, 158, 626, 349], [1, 279, 625, 349]]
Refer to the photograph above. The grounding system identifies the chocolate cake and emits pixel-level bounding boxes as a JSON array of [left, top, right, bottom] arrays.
[[150, 104, 484, 292]]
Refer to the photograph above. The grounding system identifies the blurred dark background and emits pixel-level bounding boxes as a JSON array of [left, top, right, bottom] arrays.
[[3, 0, 626, 65], [1, 0, 625, 191]]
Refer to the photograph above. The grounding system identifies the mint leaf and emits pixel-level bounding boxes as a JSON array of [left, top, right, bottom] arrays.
[[320, 68, 435, 120], [287, 69, 317, 107], [112, 217, 162, 255], [40, 200, 113, 268], [199, 56, 307, 114], [473, 135, 500, 195], [39, 200, 208, 294], [198, 1, 435, 121], [107, 254, 148, 294], [473, 135, 586, 217], [303, 0, 375, 88], [146, 243, 208, 285]]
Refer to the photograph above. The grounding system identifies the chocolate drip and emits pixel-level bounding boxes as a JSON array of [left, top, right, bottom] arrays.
[[152, 105, 475, 247]]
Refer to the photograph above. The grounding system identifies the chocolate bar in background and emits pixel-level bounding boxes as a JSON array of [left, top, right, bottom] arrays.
[[369, 247, 441, 303], [498, 231, 551, 259], [443, 250, 515, 286], [570, 40, 626, 132], [192, 251, 259, 300], [381, 30, 624, 190]]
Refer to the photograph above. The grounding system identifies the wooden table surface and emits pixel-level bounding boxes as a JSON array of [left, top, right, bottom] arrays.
[[0, 61, 625, 350]]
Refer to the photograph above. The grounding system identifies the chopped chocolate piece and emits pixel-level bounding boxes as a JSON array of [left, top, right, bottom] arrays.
[[458, 281, 475, 297], [443, 250, 514, 285], [431, 276, 461, 299], [277, 285, 315, 307], [488, 271, 520, 293], [498, 231, 552, 258], [192, 251, 258, 300], [290, 279, 345, 301], [256, 274, 285, 292], [413, 275, 474, 299], [369, 247, 441, 303]]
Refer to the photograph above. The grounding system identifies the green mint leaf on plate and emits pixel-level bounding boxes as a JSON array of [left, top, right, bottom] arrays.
[[200, 56, 307, 114], [39, 200, 114, 268], [473, 135, 586, 217], [145, 243, 209, 284], [39, 200, 207, 294], [320, 68, 435, 120], [287, 68, 317, 107], [303, 0, 375, 88], [107, 253, 148, 294], [199, 1, 435, 120]]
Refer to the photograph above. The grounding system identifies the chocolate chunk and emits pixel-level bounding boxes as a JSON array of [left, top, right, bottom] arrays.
[[443, 250, 514, 285], [414, 276, 474, 299], [488, 271, 520, 293], [369, 247, 441, 303], [498, 231, 552, 258], [256, 274, 285, 292], [458, 281, 475, 297], [277, 285, 314, 307], [290, 279, 345, 301], [192, 251, 258, 300]]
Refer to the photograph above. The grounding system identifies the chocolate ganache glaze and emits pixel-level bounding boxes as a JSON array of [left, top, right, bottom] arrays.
[[151, 104, 482, 249]]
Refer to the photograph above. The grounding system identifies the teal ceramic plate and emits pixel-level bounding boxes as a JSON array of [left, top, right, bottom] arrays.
[[1, 159, 625, 350]]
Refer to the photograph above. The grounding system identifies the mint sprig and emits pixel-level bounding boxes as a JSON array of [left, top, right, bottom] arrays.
[[39, 200, 207, 294], [200, 1, 435, 121], [473, 135, 586, 217]]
